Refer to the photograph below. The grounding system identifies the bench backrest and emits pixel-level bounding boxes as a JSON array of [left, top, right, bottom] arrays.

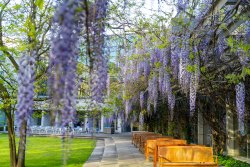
[[158, 146, 214, 163], [140, 134, 162, 146], [156, 139, 187, 147], [146, 137, 175, 149], [133, 132, 154, 142]]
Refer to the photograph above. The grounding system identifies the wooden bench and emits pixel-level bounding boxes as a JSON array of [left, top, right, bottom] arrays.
[[136, 133, 162, 148], [143, 137, 173, 155], [138, 134, 165, 152], [132, 131, 149, 145], [158, 146, 218, 167], [135, 133, 159, 148], [132, 132, 155, 147], [146, 139, 187, 167]]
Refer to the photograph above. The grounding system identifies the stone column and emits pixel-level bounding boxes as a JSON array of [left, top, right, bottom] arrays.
[[226, 103, 239, 156], [41, 111, 45, 126], [41, 111, 50, 127], [117, 117, 122, 133], [54, 112, 59, 127], [130, 122, 133, 132], [198, 109, 204, 145], [84, 117, 88, 131], [100, 115, 104, 132]]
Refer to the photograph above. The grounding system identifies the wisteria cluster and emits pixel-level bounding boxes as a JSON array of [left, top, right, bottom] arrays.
[[122, 42, 176, 119], [125, 99, 132, 118], [90, 0, 109, 103], [235, 82, 245, 135], [178, 33, 190, 94], [49, 0, 84, 127], [189, 49, 200, 116], [119, 0, 249, 126], [140, 91, 144, 109], [139, 112, 144, 127], [17, 55, 35, 131], [170, 35, 179, 78]]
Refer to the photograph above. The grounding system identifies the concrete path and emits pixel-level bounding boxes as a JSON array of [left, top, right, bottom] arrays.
[[83, 133, 152, 167]]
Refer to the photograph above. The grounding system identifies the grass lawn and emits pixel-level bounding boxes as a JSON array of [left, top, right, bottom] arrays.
[[0, 134, 96, 167]]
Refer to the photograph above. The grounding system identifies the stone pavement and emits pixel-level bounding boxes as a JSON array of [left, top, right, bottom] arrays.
[[83, 133, 153, 167]]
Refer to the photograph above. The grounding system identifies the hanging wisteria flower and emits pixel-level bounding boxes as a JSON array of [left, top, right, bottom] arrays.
[[140, 91, 144, 110], [165, 72, 175, 121], [152, 76, 158, 112], [246, 21, 250, 43], [189, 48, 200, 116], [90, 0, 109, 103], [217, 36, 226, 56], [125, 100, 132, 118], [49, 0, 84, 127], [17, 55, 35, 132], [170, 35, 179, 78], [235, 82, 245, 135], [178, 34, 190, 94], [144, 60, 151, 78]]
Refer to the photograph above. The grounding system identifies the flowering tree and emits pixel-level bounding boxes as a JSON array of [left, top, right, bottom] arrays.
[[0, 0, 53, 166]]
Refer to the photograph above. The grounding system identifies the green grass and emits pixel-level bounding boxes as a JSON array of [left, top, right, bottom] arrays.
[[0, 134, 96, 167], [218, 155, 250, 167]]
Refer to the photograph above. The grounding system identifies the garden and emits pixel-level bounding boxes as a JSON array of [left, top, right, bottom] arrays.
[[0, 0, 249, 167]]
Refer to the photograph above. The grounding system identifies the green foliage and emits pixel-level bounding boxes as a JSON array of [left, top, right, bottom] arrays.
[[186, 65, 197, 73], [218, 155, 250, 167], [154, 62, 162, 68], [32, 111, 42, 118], [225, 74, 241, 84], [189, 52, 195, 60], [241, 67, 250, 80], [219, 23, 228, 31], [225, 67, 250, 84], [157, 41, 168, 49], [228, 36, 250, 55], [35, 0, 44, 10], [101, 106, 113, 116]]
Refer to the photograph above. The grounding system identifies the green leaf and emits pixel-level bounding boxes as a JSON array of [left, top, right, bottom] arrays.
[[227, 36, 234, 48], [225, 74, 241, 84], [200, 66, 206, 73], [35, 0, 44, 10], [155, 62, 161, 68], [13, 4, 22, 10], [186, 65, 195, 73], [189, 52, 194, 60]]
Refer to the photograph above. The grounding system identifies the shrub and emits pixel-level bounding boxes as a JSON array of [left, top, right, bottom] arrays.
[[218, 155, 250, 167]]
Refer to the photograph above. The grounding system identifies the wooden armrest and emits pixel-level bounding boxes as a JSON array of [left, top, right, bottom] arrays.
[[158, 155, 171, 162]]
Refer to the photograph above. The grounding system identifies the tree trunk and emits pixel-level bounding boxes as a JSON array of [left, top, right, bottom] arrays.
[[6, 112, 17, 167], [17, 121, 28, 167]]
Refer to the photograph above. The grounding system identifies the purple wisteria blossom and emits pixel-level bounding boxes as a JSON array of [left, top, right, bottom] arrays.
[[189, 54, 200, 116], [17, 55, 35, 131], [90, 0, 109, 103], [140, 91, 144, 110], [49, 0, 84, 127], [235, 82, 245, 135]]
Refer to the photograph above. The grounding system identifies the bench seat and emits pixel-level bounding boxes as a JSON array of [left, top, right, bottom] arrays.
[[158, 162, 217, 166], [158, 146, 218, 167]]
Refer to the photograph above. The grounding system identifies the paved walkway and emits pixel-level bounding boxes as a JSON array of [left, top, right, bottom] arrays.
[[83, 133, 152, 167]]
